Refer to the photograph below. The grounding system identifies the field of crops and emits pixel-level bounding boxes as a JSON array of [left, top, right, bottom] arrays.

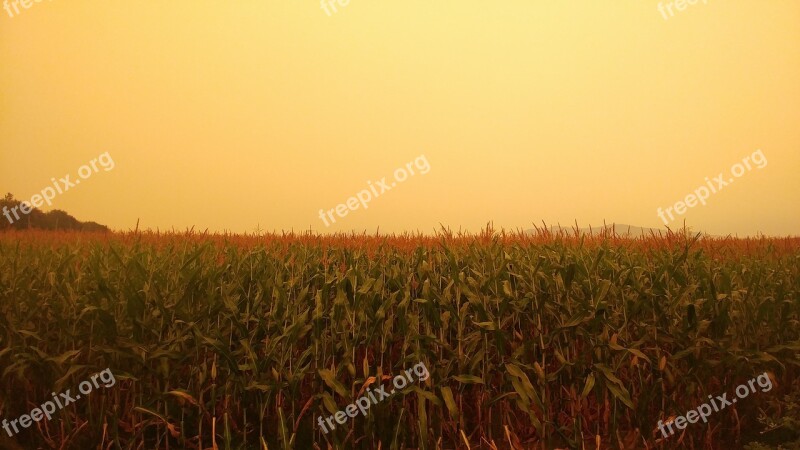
[[0, 230, 798, 449]]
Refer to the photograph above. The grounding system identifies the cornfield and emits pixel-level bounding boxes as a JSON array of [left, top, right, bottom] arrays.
[[0, 229, 798, 449]]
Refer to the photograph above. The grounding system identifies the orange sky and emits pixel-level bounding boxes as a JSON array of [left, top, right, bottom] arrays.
[[1, 1, 798, 235]]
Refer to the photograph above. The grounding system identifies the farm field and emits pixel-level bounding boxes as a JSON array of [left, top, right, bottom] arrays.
[[3, 0, 799, 448], [0, 230, 798, 449]]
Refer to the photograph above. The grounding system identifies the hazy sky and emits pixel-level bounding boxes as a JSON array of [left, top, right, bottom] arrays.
[[1, 1, 798, 235]]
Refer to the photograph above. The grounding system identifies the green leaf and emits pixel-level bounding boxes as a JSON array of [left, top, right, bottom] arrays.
[[605, 381, 634, 409], [440, 386, 460, 420], [453, 375, 484, 384], [594, 363, 624, 387], [319, 369, 349, 399], [320, 392, 338, 415], [581, 373, 595, 399]]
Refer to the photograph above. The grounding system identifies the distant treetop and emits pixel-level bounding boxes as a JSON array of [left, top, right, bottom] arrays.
[[0, 193, 109, 232]]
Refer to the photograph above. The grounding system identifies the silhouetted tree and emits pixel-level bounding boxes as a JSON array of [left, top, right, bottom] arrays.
[[0, 193, 109, 232]]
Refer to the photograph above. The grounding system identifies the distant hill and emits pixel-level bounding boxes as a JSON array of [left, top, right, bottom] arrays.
[[526, 223, 669, 237], [0, 193, 109, 232], [558, 224, 664, 236]]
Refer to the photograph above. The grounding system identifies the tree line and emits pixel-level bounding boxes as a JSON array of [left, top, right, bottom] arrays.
[[0, 193, 109, 232]]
